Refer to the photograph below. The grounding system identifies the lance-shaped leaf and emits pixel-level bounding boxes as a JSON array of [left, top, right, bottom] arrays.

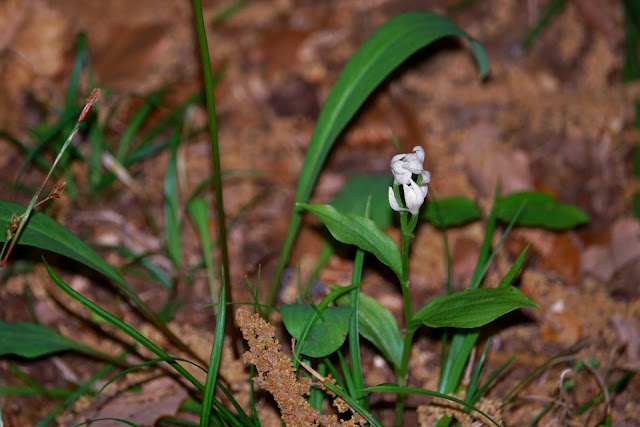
[[331, 174, 394, 229], [333, 288, 403, 374], [496, 191, 589, 229], [411, 286, 539, 329], [0, 201, 122, 283], [422, 196, 482, 227], [498, 243, 531, 288], [298, 203, 402, 279], [0, 321, 83, 358]]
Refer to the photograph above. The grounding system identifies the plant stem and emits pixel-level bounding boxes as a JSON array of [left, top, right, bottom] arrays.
[[349, 248, 365, 406], [192, 0, 238, 356], [394, 210, 415, 426]]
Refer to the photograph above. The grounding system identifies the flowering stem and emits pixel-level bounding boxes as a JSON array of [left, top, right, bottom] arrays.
[[0, 90, 100, 269], [387, 145, 431, 425], [349, 247, 366, 406], [394, 210, 417, 426]]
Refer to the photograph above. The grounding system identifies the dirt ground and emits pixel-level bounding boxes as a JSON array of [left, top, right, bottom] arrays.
[[1, 0, 639, 425]]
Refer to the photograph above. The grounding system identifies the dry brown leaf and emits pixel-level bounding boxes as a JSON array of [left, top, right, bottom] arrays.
[[581, 217, 640, 282], [72, 377, 187, 427], [459, 122, 533, 196]]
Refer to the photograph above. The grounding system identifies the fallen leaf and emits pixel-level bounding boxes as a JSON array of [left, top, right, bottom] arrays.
[[73, 377, 188, 426], [460, 122, 533, 196], [581, 217, 640, 282]]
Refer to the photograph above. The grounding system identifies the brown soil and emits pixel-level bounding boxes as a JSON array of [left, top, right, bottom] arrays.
[[1, 0, 639, 426]]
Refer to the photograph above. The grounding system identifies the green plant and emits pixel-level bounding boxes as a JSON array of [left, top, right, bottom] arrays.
[[0, 7, 602, 427]]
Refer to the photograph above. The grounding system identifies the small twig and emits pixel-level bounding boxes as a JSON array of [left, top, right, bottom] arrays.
[[581, 359, 611, 422], [291, 339, 326, 384]]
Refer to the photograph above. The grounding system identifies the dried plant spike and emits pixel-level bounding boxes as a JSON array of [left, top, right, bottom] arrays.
[[50, 180, 67, 198], [34, 180, 67, 209], [80, 88, 101, 122], [235, 308, 338, 426]]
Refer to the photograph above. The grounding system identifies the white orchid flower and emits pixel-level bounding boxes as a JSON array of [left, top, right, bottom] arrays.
[[390, 146, 425, 185], [388, 146, 430, 215], [418, 170, 431, 196]]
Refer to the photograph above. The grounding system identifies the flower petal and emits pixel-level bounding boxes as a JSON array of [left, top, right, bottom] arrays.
[[404, 146, 425, 173], [404, 180, 425, 214], [418, 171, 431, 197], [389, 187, 408, 212], [412, 146, 425, 163]]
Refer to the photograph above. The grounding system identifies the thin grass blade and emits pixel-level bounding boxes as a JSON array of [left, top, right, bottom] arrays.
[[164, 126, 182, 271], [201, 284, 226, 426]]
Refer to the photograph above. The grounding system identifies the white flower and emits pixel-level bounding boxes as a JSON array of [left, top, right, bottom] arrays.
[[390, 146, 425, 185], [388, 146, 430, 215]]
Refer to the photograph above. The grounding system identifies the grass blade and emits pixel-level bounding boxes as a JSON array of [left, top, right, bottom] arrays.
[[116, 90, 165, 162], [348, 248, 365, 405], [200, 283, 226, 426], [192, 0, 232, 308], [164, 126, 182, 271], [520, 0, 570, 50], [187, 198, 219, 310], [43, 259, 205, 392]]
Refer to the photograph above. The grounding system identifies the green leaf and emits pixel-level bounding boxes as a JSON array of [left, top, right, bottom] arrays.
[[622, 0, 640, 82], [298, 203, 402, 279], [422, 196, 482, 227], [201, 284, 226, 426], [281, 304, 352, 358], [520, 0, 569, 50], [495, 191, 589, 229], [270, 11, 489, 307], [0, 201, 125, 285], [0, 321, 82, 358], [411, 286, 539, 329], [164, 126, 182, 271], [498, 243, 530, 288], [331, 175, 394, 228], [333, 289, 403, 374]]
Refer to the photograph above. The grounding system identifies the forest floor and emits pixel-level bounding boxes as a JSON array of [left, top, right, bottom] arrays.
[[1, 0, 639, 426]]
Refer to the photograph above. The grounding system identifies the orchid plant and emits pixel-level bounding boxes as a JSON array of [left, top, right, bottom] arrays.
[[291, 145, 539, 426]]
